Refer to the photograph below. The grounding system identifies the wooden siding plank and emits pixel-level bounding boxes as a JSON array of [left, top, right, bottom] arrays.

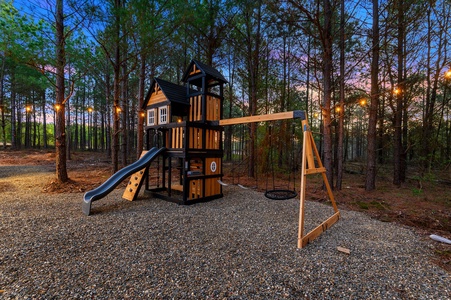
[[147, 93, 167, 106]]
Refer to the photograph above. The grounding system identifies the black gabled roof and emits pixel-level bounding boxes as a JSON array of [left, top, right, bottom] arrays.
[[181, 60, 228, 84], [143, 77, 189, 110]]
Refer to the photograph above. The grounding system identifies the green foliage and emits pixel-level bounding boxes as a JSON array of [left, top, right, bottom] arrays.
[[412, 188, 423, 196], [0, 1, 45, 63]]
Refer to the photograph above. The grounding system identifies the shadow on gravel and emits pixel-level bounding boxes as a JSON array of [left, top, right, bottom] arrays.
[[0, 165, 53, 178]]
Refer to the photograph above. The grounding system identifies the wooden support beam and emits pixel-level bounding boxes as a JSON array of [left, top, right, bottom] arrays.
[[298, 119, 340, 248], [298, 212, 340, 248], [304, 167, 327, 175], [218, 110, 305, 126]]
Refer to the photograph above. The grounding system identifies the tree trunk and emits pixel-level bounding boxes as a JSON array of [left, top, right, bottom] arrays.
[[393, 0, 404, 186], [55, 0, 68, 182], [42, 91, 48, 148], [225, 51, 234, 161], [336, 0, 345, 190], [11, 68, 17, 149], [121, 61, 128, 167], [137, 55, 145, 157], [17, 97, 22, 149], [421, 7, 444, 171], [25, 100, 30, 148], [0, 56, 6, 148], [106, 72, 112, 157], [365, 0, 380, 191], [66, 94, 71, 160], [112, 64, 120, 172], [322, 0, 334, 187], [112, 0, 121, 173], [378, 71, 387, 164], [245, 1, 262, 178], [73, 96, 79, 150], [306, 37, 311, 120], [81, 83, 86, 149]]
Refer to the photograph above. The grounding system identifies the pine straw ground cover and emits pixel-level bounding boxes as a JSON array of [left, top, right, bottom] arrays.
[[0, 151, 451, 298]]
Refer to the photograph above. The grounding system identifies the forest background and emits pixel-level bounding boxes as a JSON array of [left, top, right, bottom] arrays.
[[1, 0, 451, 193]]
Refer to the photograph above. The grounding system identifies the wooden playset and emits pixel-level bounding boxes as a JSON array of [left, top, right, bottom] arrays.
[[84, 60, 340, 248], [141, 60, 226, 204]]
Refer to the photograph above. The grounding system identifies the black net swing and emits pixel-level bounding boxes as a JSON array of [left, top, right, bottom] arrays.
[[264, 122, 298, 200]]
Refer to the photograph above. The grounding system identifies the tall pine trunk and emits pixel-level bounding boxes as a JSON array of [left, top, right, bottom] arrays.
[[393, 0, 404, 186], [0, 57, 6, 148], [322, 0, 334, 187], [245, 1, 262, 178], [336, 0, 345, 190], [121, 61, 128, 167], [55, 0, 68, 182], [42, 91, 48, 148], [112, 0, 121, 173], [11, 69, 17, 149], [137, 55, 145, 157], [365, 0, 380, 190]]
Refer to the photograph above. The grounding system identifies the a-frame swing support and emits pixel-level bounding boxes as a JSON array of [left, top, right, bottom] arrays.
[[217, 110, 340, 248], [298, 119, 340, 248]]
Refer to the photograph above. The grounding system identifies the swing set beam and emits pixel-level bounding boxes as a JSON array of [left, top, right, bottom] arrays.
[[218, 110, 340, 249], [217, 110, 305, 126]]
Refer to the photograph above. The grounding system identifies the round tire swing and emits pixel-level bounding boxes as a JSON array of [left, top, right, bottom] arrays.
[[264, 189, 297, 200], [264, 123, 298, 200]]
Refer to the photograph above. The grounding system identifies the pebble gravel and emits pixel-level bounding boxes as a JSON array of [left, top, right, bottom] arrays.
[[0, 166, 450, 299]]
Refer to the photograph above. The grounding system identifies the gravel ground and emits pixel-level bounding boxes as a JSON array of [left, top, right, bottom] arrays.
[[1, 166, 450, 299]]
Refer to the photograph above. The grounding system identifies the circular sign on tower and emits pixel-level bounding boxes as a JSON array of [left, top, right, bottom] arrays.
[[210, 161, 217, 173]]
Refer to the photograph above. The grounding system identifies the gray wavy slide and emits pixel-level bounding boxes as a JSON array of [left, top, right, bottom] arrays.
[[82, 147, 165, 216]]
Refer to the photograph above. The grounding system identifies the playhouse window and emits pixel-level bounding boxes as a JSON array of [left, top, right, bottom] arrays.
[[147, 109, 155, 126], [159, 106, 168, 124]]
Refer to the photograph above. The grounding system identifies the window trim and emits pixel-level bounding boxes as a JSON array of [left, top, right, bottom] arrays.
[[159, 106, 168, 125], [147, 109, 155, 126]]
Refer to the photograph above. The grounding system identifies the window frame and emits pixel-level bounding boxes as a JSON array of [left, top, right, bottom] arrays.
[[159, 106, 168, 125], [147, 108, 155, 126]]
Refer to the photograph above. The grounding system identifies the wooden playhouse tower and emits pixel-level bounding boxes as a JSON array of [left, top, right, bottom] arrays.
[[142, 60, 227, 204]]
